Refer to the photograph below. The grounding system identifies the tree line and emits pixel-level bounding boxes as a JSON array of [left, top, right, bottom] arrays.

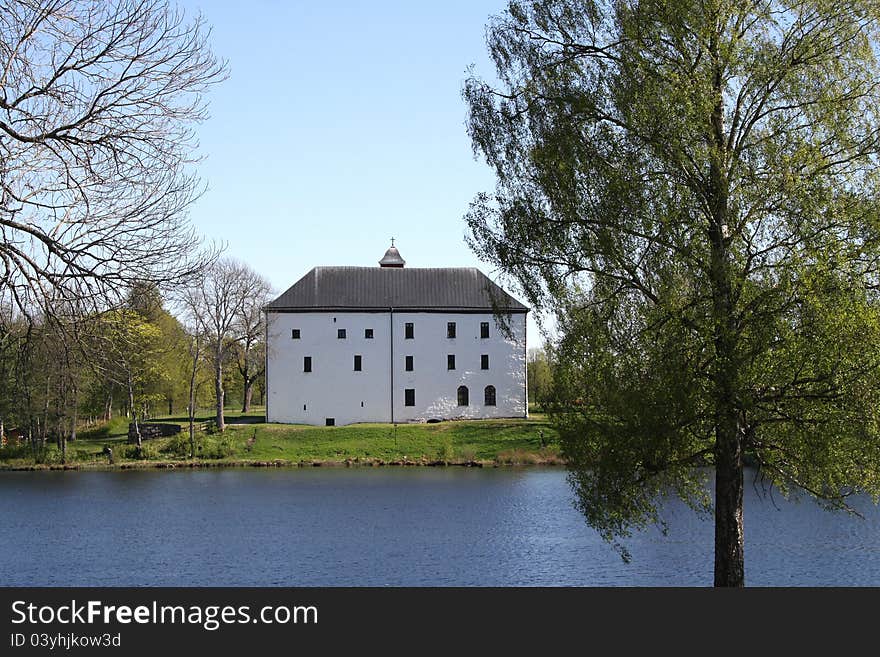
[[0, 259, 272, 462]]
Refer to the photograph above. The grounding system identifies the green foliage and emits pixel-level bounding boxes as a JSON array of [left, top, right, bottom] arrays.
[[123, 442, 160, 460], [160, 432, 197, 458], [527, 347, 554, 409], [200, 433, 236, 459], [465, 0, 880, 571], [0, 444, 35, 461], [2, 259, 271, 465], [93, 309, 175, 415], [436, 440, 455, 463], [77, 417, 129, 441], [457, 446, 478, 462]]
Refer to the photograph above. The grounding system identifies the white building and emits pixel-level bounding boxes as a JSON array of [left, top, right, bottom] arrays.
[[265, 244, 529, 426]]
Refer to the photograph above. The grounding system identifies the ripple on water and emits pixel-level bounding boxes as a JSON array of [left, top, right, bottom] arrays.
[[0, 468, 878, 586]]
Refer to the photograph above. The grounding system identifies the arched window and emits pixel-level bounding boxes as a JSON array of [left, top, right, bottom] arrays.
[[484, 385, 496, 406], [457, 385, 469, 406]]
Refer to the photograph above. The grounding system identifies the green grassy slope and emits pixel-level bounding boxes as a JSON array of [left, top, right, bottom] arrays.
[[0, 408, 562, 469]]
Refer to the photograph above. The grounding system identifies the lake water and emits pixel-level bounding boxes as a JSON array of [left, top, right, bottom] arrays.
[[1, 467, 878, 586]]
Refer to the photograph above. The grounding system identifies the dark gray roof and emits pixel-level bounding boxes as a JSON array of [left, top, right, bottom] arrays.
[[266, 267, 528, 313]]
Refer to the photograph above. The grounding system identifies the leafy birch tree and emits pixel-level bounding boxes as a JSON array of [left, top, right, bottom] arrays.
[[94, 309, 167, 448], [464, 0, 880, 585]]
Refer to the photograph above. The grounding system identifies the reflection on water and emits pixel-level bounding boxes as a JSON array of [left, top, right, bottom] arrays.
[[0, 467, 878, 586]]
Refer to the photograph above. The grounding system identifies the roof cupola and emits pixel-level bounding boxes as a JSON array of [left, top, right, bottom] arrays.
[[379, 239, 405, 268]]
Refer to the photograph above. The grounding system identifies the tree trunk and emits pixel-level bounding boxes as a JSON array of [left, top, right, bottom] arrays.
[[215, 347, 225, 432], [70, 386, 78, 442], [188, 334, 200, 459], [711, 232, 744, 587], [29, 425, 37, 462], [708, 48, 744, 587], [128, 373, 141, 448], [189, 399, 196, 459], [241, 378, 253, 413], [42, 375, 51, 446]]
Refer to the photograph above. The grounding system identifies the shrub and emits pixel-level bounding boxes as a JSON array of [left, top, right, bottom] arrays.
[[495, 447, 565, 465], [0, 444, 34, 461], [436, 441, 455, 463], [495, 449, 541, 465], [123, 442, 159, 460], [202, 433, 236, 459], [458, 446, 477, 462], [161, 432, 196, 458]]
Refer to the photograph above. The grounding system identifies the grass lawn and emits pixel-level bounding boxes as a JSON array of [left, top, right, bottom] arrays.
[[0, 407, 562, 469]]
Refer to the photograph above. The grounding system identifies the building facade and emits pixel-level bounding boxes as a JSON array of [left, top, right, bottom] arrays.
[[265, 245, 528, 426]]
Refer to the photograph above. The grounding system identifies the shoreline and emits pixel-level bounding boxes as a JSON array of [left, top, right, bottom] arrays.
[[0, 456, 565, 472]]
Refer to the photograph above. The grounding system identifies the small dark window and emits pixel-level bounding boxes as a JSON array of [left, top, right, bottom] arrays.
[[365, 328, 374, 339], [447, 322, 456, 338], [303, 356, 312, 372], [361, 401, 364, 407], [404, 389, 415, 406], [447, 354, 455, 370], [291, 329, 301, 339], [303, 404, 307, 411], [484, 385, 496, 406], [405, 355, 414, 371], [480, 322, 490, 339], [481, 354, 489, 370], [457, 385, 469, 406], [326, 418, 335, 426], [405, 322, 414, 339], [338, 328, 346, 339], [354, 355, 362, 371]]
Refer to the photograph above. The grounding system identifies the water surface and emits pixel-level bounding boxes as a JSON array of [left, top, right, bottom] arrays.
[[1, 468, 877, 586]]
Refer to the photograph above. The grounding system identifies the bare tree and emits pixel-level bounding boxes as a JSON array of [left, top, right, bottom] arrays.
[[234, 272, 271, 413], [0, 0, 226, 319], [182, 258, 261, 432]]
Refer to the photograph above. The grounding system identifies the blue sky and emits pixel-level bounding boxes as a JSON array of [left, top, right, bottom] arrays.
[[178, 1, 547, 340]]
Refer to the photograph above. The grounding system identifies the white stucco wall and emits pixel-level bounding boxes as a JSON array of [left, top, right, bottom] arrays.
[[391, 312, 527, 423], [266, 312, 391, 425], [266, 310, 527, 426]]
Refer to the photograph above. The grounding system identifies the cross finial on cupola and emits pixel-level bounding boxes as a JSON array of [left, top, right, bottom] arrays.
[[379, 240, 405, 268]]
